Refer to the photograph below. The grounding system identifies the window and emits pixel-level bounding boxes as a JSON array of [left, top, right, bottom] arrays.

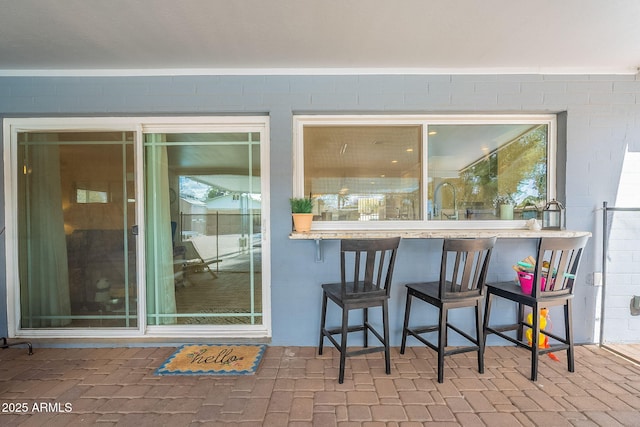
[[75, 183, 110, 203], [293, 115, 556, 229]]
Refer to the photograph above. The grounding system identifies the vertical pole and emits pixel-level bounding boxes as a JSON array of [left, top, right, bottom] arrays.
[[599, 201, 608, 346]]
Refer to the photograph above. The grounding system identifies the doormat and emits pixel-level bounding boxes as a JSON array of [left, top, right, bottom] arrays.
[[155, 344, 266, 376]]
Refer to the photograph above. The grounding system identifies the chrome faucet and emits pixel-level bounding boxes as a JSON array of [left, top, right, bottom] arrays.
[[433, 181, 458, 220]]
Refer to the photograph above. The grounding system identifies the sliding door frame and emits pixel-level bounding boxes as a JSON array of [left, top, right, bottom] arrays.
[[3, 116, 271, 340]]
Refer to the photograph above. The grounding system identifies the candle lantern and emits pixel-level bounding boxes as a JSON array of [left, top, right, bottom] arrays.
[[542, 199, 565, 230]]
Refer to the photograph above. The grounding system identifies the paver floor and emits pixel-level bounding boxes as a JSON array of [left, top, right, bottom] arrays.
[[1, 344, 639, 426]]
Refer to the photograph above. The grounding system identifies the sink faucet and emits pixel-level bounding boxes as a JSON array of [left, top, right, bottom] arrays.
[[433, 181, 458, 220]]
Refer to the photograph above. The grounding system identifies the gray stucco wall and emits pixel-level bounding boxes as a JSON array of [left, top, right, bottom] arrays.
[[1, 74, 639, 346]]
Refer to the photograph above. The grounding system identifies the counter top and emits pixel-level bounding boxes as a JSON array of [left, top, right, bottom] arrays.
[[289, 229, 592, 240]]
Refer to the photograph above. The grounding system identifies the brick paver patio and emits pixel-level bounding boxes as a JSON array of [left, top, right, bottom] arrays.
[[0, 344, 639, 426]]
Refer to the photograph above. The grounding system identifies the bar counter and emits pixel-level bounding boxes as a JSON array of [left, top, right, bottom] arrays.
[[289, 229, 591, 240]]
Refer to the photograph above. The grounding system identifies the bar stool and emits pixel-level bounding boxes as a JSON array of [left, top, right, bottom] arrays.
[[400, 237, 496, 383], [318, 237, 401, 383], [483, 235, 589, 381]]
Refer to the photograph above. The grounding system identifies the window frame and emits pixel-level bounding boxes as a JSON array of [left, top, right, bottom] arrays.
[[293, 114, 557, 230]]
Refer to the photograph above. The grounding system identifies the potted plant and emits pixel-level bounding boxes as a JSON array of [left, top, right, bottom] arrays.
[[290, 197, 314, 232], [493, 194, 515, 220]]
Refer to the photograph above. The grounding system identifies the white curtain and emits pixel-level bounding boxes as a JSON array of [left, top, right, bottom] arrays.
[[145, 137, 177, 325], [21, 144, 71, 327]]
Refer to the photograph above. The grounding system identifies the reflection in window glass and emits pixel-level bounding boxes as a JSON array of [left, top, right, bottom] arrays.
[[17, 132, 137, 328], [144, 132, 263, 326], [303, 125, 422, 221], [428, 124, 547, 221], [296, 115, 553, 225]]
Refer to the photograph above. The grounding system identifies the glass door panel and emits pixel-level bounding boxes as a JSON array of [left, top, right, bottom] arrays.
[[17, 131, 137, 328], [145, 132, 262, 326]]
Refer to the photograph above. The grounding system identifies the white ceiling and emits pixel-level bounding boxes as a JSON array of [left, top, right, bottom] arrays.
[[1, 0, 639, 75]]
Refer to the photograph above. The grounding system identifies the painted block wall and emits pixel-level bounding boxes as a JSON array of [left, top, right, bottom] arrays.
[[602, 145, 640, 344], [1, 74, 639, 346], [603, 212, 640, 343]]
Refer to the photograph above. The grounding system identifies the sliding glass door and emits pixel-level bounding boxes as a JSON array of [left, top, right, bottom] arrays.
[[145, 131, 263, 327], [16, 131, 137, 328], [6, 117, 270, 338]]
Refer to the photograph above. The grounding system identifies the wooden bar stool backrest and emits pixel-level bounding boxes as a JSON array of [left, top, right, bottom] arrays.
[[529, 236, 588, 297], [340, 237, 401, 300], [439, 237, 497, 300]]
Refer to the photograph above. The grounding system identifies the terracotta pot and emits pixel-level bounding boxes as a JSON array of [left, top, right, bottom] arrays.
[[292, 213, 313, 233]]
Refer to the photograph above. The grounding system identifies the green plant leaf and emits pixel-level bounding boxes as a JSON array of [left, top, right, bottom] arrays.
[[289, 197, 314, 213]]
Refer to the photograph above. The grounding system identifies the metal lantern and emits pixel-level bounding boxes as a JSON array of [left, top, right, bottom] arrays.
[[542, 199, 565, 230]]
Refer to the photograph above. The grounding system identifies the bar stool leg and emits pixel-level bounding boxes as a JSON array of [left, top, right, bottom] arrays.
[[383, 300, 390, 374], [400, 291, 412, 354], [482, 292, 493, 347], [318, 292, 328, 354], [531, 304, 540, 381], [566, 299, 575, 372], [475, 300, 484, 374], [437, 306, 447, 383], [339, 306, 349, 384], [363, 307, 369, 348], [517, 303, 525, 341]]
